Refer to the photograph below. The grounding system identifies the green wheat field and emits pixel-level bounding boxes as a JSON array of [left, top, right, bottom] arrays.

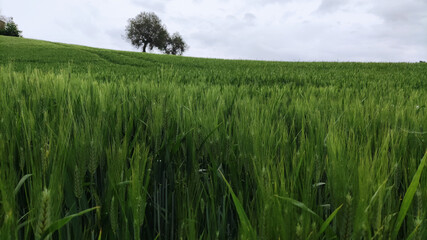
[[0, 35, 426, 239]]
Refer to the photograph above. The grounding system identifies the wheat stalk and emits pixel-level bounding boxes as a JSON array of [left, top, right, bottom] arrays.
[[110, 196, 118, 235], [341, 193, 353, 240], [35, 188, 51, 240], [88, 139, 98, 175], [74, 165, 83, 199]]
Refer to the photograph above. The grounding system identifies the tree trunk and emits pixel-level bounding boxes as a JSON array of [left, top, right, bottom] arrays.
[[142, 43, 147, 53]]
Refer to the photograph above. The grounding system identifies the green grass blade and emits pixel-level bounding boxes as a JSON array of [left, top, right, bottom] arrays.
[[392, 151, 427, 239], [405, 221, 422, 240], [14, 174, 32, 195], [364, 173, 392, 213], [317, 204, 342, 237], [274, 195, 321, 220], [218, 169, 256, 239], [275, 195, 341, 238], [41, 206, 100, 239], [98, 229, 102, 240], [197, 122, 222, 152]]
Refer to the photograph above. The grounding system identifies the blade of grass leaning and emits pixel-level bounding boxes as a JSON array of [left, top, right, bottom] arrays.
[[40, 206, 100, 240], [218, 169, 256, 239], [391, 151, 427, 240], [14, 174, 32, 195], [274, 195, 321, 220], [405, 221, 422, 240], [197, 122, 222, 152], [364, 172, 392, 213], [274, 195, 341, 238], [317, 204, 343, 237], [98, 229, 102, 240]]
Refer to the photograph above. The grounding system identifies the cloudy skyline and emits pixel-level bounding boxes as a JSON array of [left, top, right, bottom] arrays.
[[1, 0, 426, 62]]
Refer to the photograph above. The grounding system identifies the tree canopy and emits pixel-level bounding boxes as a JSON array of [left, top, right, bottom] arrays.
[[125, 12, 187, 55], [0, 16, 22, 37], [165, 32, 188, 56]]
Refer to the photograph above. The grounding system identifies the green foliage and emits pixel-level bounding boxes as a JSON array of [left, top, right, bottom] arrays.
[[125, 12, 187, 55], [0, 36, 426, 239], [40, 207, 99, 240], [219, 169, 256, 239], [165, 32, 188, 55], [125, 12, 169, 53], [392, 151, 427, 239], [0, 18, 22, 37]]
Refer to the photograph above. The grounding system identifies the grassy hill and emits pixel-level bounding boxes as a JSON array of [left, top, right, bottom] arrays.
[[2, 35, 426, 87], [0, 35, 426, 239]]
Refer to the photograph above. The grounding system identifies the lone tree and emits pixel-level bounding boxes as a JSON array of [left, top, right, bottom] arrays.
[[125, 12, 168, 53], [125, 12, 187, 55]]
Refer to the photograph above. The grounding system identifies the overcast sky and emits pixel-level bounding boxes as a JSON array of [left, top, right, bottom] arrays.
[[1, 0, 426, 61]]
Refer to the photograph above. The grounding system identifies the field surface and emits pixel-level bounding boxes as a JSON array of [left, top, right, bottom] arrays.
[[0, 35, 426, 239]]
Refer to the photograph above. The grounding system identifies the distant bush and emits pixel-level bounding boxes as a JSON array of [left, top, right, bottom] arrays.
[[0, 18, 22, 37], [164, 32, 188, 56]]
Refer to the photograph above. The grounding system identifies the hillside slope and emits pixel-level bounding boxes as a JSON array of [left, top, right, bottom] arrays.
[[1, 35, 425, 87]]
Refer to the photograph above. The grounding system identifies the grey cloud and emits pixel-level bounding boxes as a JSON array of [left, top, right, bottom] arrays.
[[248, 0, 291, 4], [105, 28, 134, 50], [191, 31, 219, 47], [106, 28, 125, 41], [244, 13, 256, 23], [224, 13, 257, 30], [368, 0, 427, 57], [54, 16, 98, 39], [315, 0, 348, 13], [371, 0, 427, 25], [131, 0, 166, 13], [192, 0, 289, 6], [189, 15, 255, 58], [226, 15, 237, 21]]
